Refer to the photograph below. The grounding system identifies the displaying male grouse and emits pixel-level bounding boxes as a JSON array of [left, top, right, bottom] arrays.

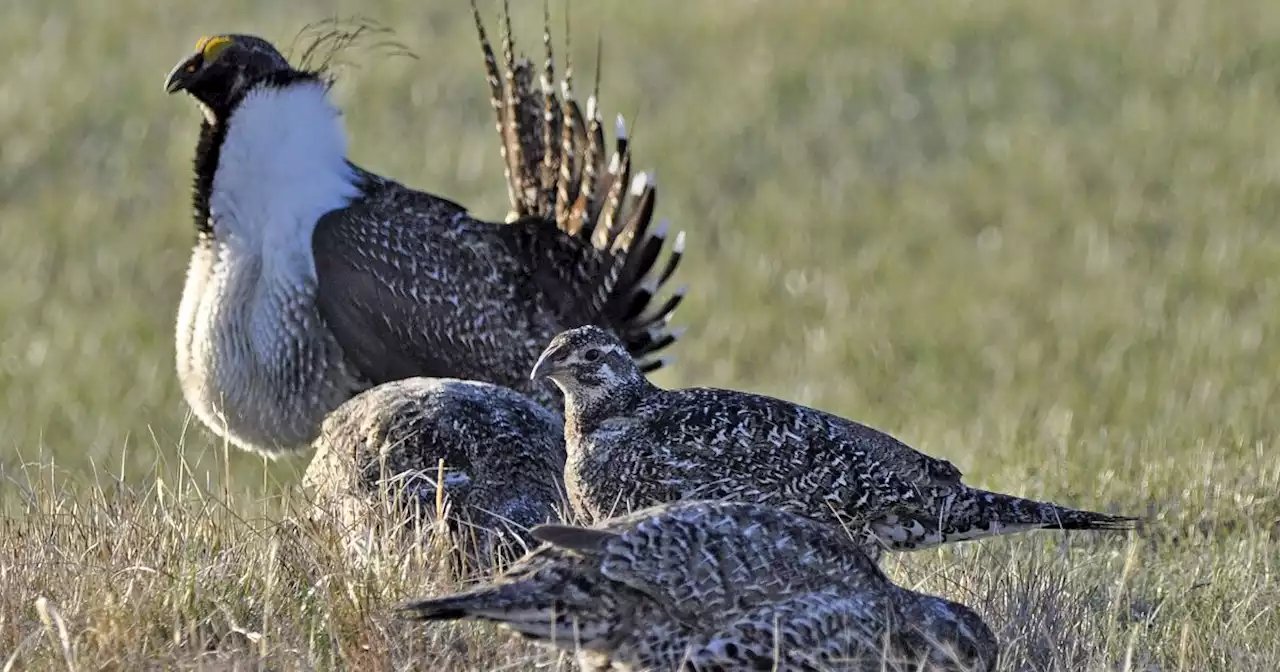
[[531, 326, 1139, 559], [401, 500, 999, 672], [163, 9, 685, 455]]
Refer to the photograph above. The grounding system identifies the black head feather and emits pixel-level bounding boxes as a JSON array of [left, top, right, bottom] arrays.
[[166, 34, 329, 237], [164, 35, 297, 118]]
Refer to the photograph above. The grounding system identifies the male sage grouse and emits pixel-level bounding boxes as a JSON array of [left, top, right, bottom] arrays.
[[302, 377, 568, 571], [401, 500, 998, 672], [163, 7, 685, 455], [531, 326, 1140, 559]]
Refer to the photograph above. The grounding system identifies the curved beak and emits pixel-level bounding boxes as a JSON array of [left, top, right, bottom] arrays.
[[164, 54, 201, 94], [529, 347, 561, 381]]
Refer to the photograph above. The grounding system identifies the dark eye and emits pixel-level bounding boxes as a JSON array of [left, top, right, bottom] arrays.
[[582, 348, 602, 363]]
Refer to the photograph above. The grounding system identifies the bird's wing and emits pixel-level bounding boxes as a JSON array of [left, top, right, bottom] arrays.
[[311, 178, 546, 393], [627, 388, 965, 514], [311, 173, 683, 402]]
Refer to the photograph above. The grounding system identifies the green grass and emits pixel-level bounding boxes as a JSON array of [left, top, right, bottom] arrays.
[[1, 0, 1278, 668]]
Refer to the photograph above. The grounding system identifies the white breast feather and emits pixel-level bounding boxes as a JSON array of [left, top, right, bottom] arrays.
[[210, 80, 360, 304], [177, 79, 365, 453]]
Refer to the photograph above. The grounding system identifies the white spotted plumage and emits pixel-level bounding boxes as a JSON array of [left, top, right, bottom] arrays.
[[302, 377, 568, 570], [401, 500, 999, 671], [532, 325, 1140, 559], [176, 80, 366, 455]]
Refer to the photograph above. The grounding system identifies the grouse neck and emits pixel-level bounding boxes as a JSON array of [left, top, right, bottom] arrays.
[[190, 71, 358, 252], [563, 374, 655, 438]]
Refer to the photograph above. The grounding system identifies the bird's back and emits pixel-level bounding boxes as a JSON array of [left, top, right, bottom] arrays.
[[303, 376, 568, 569], [570, 384, 963, 525], [402, 501, 998, 671]]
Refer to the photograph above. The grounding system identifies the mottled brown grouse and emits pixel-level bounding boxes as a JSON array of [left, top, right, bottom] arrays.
[[163, 7, 685, 455], [531, 325, 1139, 559], [401, 500, 999, 672], [303, 377, 568, 570]]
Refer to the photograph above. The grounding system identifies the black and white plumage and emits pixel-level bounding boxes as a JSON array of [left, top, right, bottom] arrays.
[[164, 10, 685, 455], [530, 326, 1140, 559], [302, 378, 567, 568], [401, 500, 998, 672]]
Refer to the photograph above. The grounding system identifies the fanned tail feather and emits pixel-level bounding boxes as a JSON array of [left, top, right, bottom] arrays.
[[471, 1, 524, 221], [574, 42, 606, 238], [472, 1, 686, 372], [538, 0, 559, 215], [873, 488, 1141, 552]]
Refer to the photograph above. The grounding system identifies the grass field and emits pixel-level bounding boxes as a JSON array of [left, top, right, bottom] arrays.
[[2, 0, 1279, 669]]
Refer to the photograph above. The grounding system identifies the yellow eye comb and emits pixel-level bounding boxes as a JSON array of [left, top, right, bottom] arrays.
[[195, 35, 233, 62]]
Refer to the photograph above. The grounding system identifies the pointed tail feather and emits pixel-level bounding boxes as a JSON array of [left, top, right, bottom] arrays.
[[471, 3, 687, 372], [612, 172, 657, 252], [589, 115, 634, 253], [557, 82, 586, 230], [577, 43, 606, 238], [400, 593, 481, 622], [537, 0, 559, 215], [400, 573, 611, 644], [498, 0, 534, 219], [471, 0, 522, 219], [400, 556, 555, 623], [875, 488, 1141, 552], [400, 588, 564, 640]]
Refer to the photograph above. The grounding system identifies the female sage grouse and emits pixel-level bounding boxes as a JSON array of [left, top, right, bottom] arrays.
[[302, 377, 568, 570], [163, 6, 685, 455], [530, 326, 1139, 558], [401, 500, 998, 672]]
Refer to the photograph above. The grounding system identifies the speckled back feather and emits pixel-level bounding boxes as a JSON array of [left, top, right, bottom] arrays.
[[302, 378, 569, 570], [401, 500, 998, 671]]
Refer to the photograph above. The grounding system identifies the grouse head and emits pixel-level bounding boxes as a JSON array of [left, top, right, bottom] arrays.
[[164, 34, 295, 120], [530, 326, 645, 398]]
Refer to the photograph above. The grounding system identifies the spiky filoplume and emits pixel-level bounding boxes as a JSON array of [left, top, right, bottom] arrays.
[[302, 378, 567, 569], [530, 326, 1140, 559], [163, 6, 685, 456], [401, 500, 999, 672]]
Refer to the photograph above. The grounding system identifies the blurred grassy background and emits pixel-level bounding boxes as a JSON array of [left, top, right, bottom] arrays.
[[2, 0, 1278, 531]]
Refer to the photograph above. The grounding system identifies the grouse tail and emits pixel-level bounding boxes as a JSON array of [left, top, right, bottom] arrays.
[[471, 0, 686, 374], [399, 557, 609, 643], [873, 487, 1141, 552], [400, 584, 563, 641]]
